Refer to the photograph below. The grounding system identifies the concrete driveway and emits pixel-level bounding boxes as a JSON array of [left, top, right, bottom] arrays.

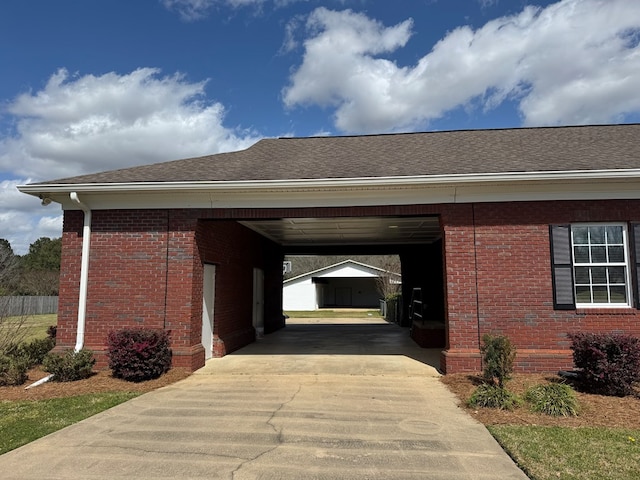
[[0, 317, 528, 479]]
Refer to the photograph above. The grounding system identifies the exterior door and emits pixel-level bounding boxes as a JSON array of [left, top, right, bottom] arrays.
[[253, 268, 264, 338], [201, 264, 216, 359]]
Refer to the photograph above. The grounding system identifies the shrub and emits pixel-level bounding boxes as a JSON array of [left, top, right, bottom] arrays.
[[46, 325, 57, 339], [14, 336, 56, 367], [469, 384, 522, 410], [42, 349, 95, 382], [0, 354, 29, 386], [481, 334, 516, 387], [107, 329, 172, 382], [568, 332, 640, 396], [525, 383, 579, 417]]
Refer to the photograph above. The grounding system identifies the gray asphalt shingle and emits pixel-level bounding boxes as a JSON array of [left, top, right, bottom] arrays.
[[32, 124, 640, 185]]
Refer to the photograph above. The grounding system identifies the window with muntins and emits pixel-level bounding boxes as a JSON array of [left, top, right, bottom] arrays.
[[571, 224, 632, 307]]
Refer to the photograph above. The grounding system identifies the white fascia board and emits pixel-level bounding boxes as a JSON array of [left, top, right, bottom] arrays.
[[17, 169, 640, 210]]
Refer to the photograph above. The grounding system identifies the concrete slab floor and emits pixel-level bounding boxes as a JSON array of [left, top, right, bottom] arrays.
[[0, 317, 529, 479]]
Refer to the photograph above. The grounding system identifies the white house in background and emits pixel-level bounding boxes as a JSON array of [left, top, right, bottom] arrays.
[[283, 260, 401, 311]]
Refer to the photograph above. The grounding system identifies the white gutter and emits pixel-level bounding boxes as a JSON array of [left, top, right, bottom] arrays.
[[70, 192, 91, 352], [16, 168, 640, 195]]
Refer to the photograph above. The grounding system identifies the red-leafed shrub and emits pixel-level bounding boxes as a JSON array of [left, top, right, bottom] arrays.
[[106, 329, 172, 382], [568, 332, 640, 397]]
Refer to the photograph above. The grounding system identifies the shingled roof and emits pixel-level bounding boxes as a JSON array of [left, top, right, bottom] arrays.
[[33, 124, 640, 186]]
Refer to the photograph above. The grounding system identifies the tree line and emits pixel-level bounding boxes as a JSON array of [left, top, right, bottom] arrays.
[[0, 237, 61, 296]]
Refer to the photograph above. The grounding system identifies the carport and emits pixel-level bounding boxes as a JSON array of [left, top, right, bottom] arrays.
[[196, 211, 447, 363], [22, 125, 640, 375], [16, 131, 480, 374], [241, 215, 444, 323]]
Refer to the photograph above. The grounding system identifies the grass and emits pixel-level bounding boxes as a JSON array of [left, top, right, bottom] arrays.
[[285, 309, 381, 318], [489, 425, 640, 480], [0, 392, 138, 454], [21, 314, 57, 342], [1, 314, 57, 344]]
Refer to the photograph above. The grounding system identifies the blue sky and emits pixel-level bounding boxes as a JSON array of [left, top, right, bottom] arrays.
[[1, 0, 640, 253]]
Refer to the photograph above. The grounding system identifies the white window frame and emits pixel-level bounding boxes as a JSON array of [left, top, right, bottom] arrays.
[[571, 223, 633, 308]]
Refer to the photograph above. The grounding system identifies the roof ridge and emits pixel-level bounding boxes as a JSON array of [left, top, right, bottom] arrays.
[[277, 122, 640, 141]]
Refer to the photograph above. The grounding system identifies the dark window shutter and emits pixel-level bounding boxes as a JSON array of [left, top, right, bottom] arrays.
[[630, 223, 640, 309], [550, 225, 575, 310]]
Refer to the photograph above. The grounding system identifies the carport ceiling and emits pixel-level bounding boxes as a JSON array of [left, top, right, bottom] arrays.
[[240, 216, 441, 246]]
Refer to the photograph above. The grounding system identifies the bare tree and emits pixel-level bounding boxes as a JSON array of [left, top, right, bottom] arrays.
[[0, 298, 29, 354], [374, 256, 402, 301], [18, 270, 60, 296]]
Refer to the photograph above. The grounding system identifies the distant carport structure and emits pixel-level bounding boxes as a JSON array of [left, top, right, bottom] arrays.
[[282, 259, 402, 311], [18, 124, 640, 374]]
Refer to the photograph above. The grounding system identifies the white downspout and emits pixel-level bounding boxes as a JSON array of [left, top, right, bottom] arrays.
[[25, 192, 91, 389], [26, 192, 91, 390], [70, 192, 91, 352]]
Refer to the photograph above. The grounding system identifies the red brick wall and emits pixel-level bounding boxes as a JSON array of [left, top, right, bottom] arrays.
[[450, 200, 640, 374], [439, 205, 482, 371], [57, 210, 84, 351], [58, 210, 190, 368], [58, 210, 284, 372], [57, 201, 640, 375], [196, 219, 283, 357]]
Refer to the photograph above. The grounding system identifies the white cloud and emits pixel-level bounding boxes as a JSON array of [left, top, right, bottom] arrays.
[[0, 179, 62, 255], [160, 0, 279, 21], [283, 0, 640, 133], [0, 67, 259, 180], [161, 0, 223, 21], [161, 0, 342, 21], [0, 67, 260, 253]]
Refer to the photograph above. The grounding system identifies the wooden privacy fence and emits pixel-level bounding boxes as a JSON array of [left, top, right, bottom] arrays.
[[0, 296, 58, 316]]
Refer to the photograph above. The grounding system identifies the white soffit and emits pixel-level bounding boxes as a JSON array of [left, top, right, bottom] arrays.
[[239, 216, 441, 246]]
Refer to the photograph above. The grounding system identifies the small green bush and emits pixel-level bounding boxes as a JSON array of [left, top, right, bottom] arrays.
[[14, 337, 56, 367], [468, 384, 522, 410], [107, 329, 172, 382], [481, 334, 516, 387], [42, 349, 95, 382], [0, 354, 29, 386], [525, 383, 579, 417]]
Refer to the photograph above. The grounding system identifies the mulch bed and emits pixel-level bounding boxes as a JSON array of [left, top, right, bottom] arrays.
[[441, 373, 640, 429], [0, 367, 190, 402]]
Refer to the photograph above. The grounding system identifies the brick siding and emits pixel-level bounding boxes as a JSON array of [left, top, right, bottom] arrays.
[[56, 200, 640, 374]]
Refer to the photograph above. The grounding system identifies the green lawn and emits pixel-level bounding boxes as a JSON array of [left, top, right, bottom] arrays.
[[489, 425, 640, 480], [285, 309, 381, 318], [21, 314, 57, 342], [0, 314, 56, 350], [0, 393, 138, 454]]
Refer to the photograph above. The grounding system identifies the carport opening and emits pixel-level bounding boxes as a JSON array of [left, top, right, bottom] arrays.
[[281, 251, 445, 351], [198, 215, 447, 361], [255, 214, 448, 351]]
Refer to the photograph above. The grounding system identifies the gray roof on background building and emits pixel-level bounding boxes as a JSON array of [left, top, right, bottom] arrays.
[[33, 124, 640, 186]]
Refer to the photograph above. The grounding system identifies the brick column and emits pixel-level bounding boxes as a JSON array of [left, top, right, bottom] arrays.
[[440, 205, 482, 373]]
